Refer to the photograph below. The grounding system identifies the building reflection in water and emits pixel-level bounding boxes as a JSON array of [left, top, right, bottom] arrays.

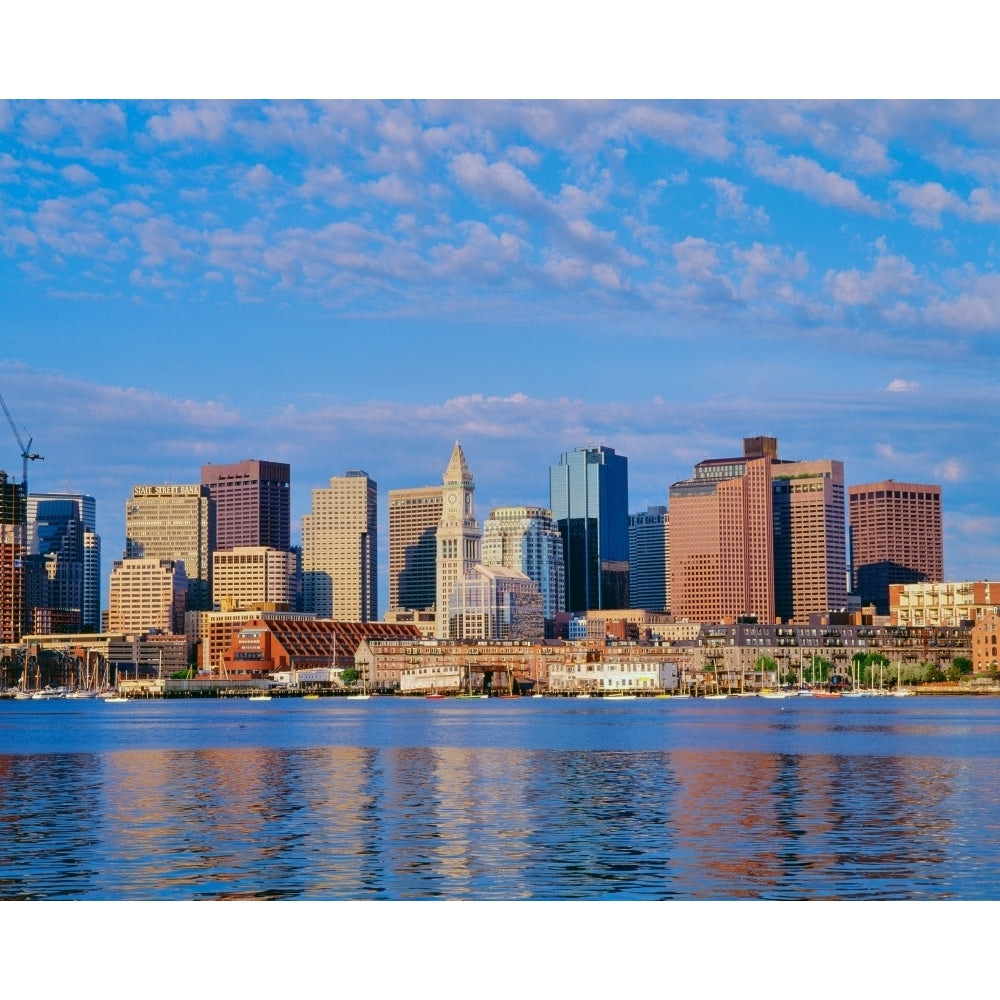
[[4, 706, 1000, 899]]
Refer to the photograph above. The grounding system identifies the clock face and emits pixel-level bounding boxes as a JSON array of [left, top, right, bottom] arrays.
[[448, 492, 457, 505]]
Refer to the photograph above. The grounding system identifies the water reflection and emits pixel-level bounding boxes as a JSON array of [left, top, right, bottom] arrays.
[[3, 700, 1000, 899]]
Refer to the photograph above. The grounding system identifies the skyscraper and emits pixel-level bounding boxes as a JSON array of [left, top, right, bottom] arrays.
[[549, 444, 629, 613], [301, 470, 378, 621], [772, 460, 846, 622], [436, 442, 480, 638], [26, 493, 100, 632], [125, 484, 213, 611], [849, 480, 943, 615], [0, 470, 26, 641], [629, 506, 669, 612], [200, 459, 290, 553], [669, 438, 775, 624], [482, 505, 565, 633], [388, 485, 443, 613]]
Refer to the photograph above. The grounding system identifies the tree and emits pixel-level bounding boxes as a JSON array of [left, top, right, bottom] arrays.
[[339, 667, 359, 687], [946, 657, 973, 683], [755, 656, 777, 685]]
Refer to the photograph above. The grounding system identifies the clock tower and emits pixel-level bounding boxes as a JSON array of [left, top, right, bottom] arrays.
[[436, 441, 480, 638]]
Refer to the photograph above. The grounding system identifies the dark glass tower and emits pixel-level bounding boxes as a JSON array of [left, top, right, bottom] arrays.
[[549, 445, 629, 613]]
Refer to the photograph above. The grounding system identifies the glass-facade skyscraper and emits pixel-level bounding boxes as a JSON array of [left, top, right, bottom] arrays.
[[549, 445, 629, 613], [27, 492, 101, 632]]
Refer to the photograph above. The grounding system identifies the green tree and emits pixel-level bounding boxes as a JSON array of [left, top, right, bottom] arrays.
[[339, 667, 359, 687], [951, 656, 973, 676]]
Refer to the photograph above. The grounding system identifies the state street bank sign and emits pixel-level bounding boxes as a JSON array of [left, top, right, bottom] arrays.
[[132, 485, 203, 497]]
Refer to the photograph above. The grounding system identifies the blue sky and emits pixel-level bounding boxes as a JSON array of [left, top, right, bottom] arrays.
[[4, 98, 1000, 610]]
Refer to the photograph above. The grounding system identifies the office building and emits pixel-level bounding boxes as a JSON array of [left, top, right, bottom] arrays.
[[107, 557, 188, 635], [669, 437, 775, 624], [629, 506, 669, 612], [482, 505, 565, 633], [0, 470, 26, 641], [772, 459, 846, 622], [26, 493, 97, 632], [388, 485, 443, 613], [549, 445, 630, 613], [211, 547, 297, 610], [849, 480, 943, 615], [201, 459, 290, 553], [446, 563, 544, 640], [435, 442, 481, 638], [301, 470, 377, 621], [125, 484, 213, 612]]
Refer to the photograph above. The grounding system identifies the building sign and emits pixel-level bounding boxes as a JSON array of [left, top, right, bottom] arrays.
[[132, 485, 202, 497]]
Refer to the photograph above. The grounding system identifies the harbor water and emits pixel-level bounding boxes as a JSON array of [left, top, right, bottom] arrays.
[[2, 695, 999, 900]]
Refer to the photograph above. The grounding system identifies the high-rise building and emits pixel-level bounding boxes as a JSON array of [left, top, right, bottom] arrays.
[[26, 494, 92, 631], [447, 563, 544, 641], [482, 505, 565, 633], [0, 470, 26, 641], [125, 484, 213, 611], [301, 471, 377, 621], [388, 485, 443, 613], [200, 459, 290, 553], [772, 459, 846, 622], [669, 438, 775, 624], [82, 527, 100, 632], [849, 480, 943, 615], [549, 445, 629, 613], [629, 506, 669, 612], [436, 442, 481, 638], [107, 557, 188, 635], [27, 491, 102, 631], [212, 547, 297, 610]]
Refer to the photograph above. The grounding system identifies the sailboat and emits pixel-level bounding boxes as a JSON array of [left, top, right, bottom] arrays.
[[892, 660, 914, 696], [347, 665, 371, 700]]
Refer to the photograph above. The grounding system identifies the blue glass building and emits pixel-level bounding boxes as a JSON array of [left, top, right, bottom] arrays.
[[549, 445, 629, 613]]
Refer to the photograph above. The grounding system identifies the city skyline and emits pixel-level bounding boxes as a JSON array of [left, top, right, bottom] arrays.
[[4, 100, 1000, 610]]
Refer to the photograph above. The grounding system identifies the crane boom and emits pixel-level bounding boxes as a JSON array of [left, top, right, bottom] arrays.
[[0, 391, 43, 490]]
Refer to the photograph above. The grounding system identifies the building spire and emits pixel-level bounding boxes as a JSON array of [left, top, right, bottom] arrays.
[[443, 440, 473, 488]]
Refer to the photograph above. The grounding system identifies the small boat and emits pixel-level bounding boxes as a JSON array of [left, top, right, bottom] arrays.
[[248, 693, 272, 702], [425, 692, 446, 700], [892, 688, 915, 697], [704, 693, 728, 700], [759, 690, 792, 699], [812, 690, 842, 699], [346, 693, 371, 700], [103, 695, 130, 703], [575, 692, 591, 699], [302, 693, 319, 700]]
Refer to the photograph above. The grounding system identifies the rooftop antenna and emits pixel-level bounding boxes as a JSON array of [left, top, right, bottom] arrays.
[[0, 391, 43, 494]]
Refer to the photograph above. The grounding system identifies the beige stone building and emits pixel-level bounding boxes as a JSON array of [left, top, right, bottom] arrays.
[[388, 484, 442, 612], [108, 557, 188, 635], [301, 470, 377, 621], [212, 547, 296, 610]]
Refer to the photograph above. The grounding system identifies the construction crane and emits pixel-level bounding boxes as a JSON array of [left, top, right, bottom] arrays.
[[0, 391, 43, 492]]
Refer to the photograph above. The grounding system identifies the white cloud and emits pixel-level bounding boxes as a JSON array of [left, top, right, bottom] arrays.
[[887, 378, 919, 392], [891, 180, 966, 228], [934, 458, 964, 482], [746, 142, 882, 215], [706, 177, 770, 227], [61, 163, 98, 185]]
